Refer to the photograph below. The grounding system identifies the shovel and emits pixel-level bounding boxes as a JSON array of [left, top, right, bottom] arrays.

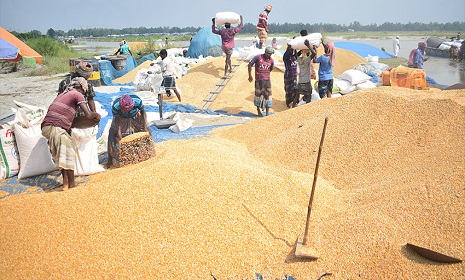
[[295, 117, 328, 259]]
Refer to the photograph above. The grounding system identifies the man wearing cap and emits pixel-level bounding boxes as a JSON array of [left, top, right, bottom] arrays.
[[106, 94, 149, 168], [212, 15, 244, 78], [248, 46, 275, 116], [58, 61, 96, 114], [256, 5, 272, 49], [42, 77, 101, 190], [412, 41, 428, 69]]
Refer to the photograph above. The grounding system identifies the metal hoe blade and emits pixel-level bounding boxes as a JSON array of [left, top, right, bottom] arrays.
[[295, 237, 318, 259], [407, 243, 462, 263]]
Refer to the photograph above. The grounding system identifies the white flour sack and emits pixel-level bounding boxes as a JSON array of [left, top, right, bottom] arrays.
[[0, 123, 20, 180], [72, 126, 105, 176], [215, 11, 241, 26], [288, 33, 322, 50], [14, 123, 56, 179]]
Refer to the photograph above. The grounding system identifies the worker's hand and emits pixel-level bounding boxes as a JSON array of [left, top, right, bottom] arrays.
[[212, 18, 215, 24], [248, 76, 253, 82], [304, 39, 311, 48], [91, 112, 101, 121], [424, 57, 429, 62]]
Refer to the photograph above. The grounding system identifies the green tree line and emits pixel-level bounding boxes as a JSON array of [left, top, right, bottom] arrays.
[[11, 21, 465, 39]]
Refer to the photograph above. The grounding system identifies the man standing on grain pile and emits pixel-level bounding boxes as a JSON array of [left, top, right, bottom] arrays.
[[212, 14, 244, 78], [256, 5, 272, 49], [41, 78, 101, 190], [248, 46, 275, 116], [106, 94, 150, 168]]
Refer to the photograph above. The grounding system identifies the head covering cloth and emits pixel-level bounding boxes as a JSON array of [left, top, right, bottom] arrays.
[[68, 77, 89, 92], [119, 94, 135, 114], [74, 61, 93, 79], [112, 94, 144, 118], [264, 5, 272, 11], [323, 40, 336, 66]]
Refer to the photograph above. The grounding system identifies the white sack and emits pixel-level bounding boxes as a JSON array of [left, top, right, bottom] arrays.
[[339, 69, 372, 85], [0, 123, 19, 180], [215, 11, 241, 26], [72, 126, 105, 176], [336, 79, 357, 94], [14, 123, 56, 179], [356, 81, 377, 90], [288, 33, 322, 50]]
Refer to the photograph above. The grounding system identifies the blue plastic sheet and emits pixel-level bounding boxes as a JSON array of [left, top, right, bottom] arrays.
[[99, 56, 137, 86], [334, 42, 393, 59], [186, 27, 222, 58]]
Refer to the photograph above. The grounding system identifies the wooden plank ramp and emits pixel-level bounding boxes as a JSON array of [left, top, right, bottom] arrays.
[[197, 60, 243, 111]]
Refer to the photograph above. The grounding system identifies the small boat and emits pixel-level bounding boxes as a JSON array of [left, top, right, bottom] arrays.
[[425, 36, 463, 58], [425, 47, 451, 58]]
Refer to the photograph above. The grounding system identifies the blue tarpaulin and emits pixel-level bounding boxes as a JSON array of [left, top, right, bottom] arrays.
[[0, 37, 19, 61], [186, 27, 222, 58], [99, 56, 137, 86], [334, 42, 393, 59]]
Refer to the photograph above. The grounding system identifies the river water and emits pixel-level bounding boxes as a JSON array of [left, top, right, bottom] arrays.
[[75, 38, 465, 87]]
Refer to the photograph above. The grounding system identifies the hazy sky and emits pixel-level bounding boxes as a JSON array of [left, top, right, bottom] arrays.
[[1, 0, 464, 34]]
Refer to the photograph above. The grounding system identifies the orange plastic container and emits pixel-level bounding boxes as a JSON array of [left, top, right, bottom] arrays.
[[389, 67, 426, 90], [382, 70, 391, 86]]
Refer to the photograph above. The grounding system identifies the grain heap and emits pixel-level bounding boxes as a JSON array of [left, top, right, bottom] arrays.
[[1, 48, 464, 279], [118, 131, 156, 166], [112, 60, 153, 84]]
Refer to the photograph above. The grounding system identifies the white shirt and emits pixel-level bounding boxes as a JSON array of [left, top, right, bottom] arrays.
[[155, 57, 175, 77]]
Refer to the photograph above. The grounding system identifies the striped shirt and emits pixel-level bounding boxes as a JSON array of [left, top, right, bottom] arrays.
[[257, 11, 268, 29], [41, 89, 86, 131]]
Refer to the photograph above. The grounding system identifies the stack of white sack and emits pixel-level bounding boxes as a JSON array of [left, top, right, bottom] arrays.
[[336, 69, 376, 94]]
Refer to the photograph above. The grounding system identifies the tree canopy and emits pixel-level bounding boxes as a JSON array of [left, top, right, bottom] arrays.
[[11, 21, 465, 39]]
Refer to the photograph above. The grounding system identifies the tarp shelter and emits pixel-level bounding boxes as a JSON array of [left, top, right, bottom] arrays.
[[186, 27, 222, 59], [0, 37, 20, 61], [0, 26, 43, 64]]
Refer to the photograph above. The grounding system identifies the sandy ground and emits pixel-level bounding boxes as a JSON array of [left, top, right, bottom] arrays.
[[0, 68, 66, 120]]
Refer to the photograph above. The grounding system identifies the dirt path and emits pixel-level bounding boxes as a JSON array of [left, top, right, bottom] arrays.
[[0, 69, 66, 120]]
